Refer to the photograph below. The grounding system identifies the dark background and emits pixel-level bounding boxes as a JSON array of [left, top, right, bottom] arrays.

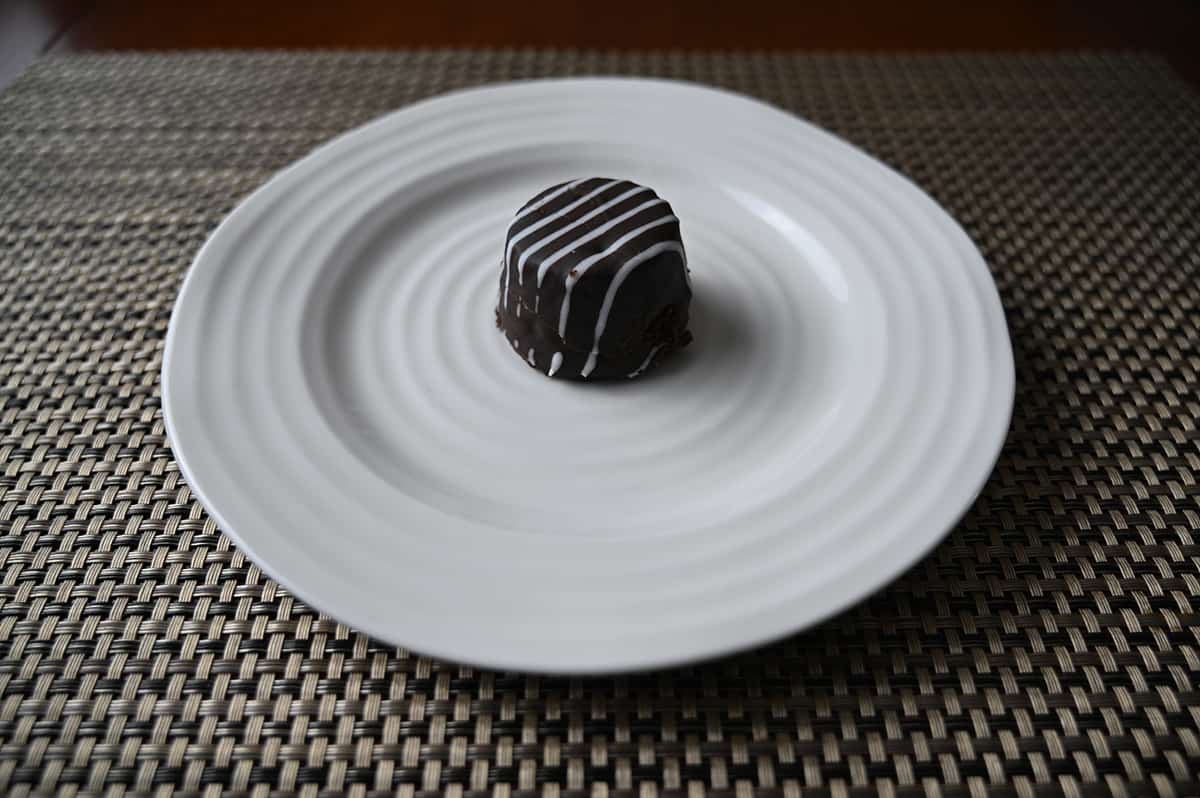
[[3, 0, 1200, 90]]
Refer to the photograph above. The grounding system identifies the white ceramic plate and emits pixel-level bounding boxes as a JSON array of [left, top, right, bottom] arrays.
[[163, 78, 1013, 673]]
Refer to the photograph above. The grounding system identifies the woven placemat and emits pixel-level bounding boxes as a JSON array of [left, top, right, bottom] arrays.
[[2, 51, 1199, 797]]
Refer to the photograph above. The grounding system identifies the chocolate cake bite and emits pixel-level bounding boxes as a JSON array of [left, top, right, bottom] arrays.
[[496, 178, 692, 379]]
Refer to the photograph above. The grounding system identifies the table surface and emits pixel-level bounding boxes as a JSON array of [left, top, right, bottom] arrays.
[[4, 0, 1200, 89], [1, 50, 1198, 796]]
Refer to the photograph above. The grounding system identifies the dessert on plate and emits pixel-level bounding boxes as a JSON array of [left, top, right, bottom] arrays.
[[496, 178, 692, 380]]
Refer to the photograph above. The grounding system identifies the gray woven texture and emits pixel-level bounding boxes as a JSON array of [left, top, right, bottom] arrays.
[[1, 51, 1199, 797]]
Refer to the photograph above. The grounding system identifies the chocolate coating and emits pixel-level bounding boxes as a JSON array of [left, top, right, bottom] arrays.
[[496, 178, 692, 379]]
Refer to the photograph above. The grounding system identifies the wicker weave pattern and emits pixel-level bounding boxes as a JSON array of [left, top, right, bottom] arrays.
[[0, 51, 1198, 797]]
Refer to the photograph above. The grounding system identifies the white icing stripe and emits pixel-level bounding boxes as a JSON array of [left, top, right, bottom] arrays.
[[580, 240, 686, 378], [582, 350, 598, 379], [557, 216, 679, 339], [526, 348, 536, 366], [548, 351, 563, 377], [505, 179, 622, 270], [511, 178, 586, 226], [532, 196, 666, 288], [627, 345, 663, 379], [499, 258, 509, 309]]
